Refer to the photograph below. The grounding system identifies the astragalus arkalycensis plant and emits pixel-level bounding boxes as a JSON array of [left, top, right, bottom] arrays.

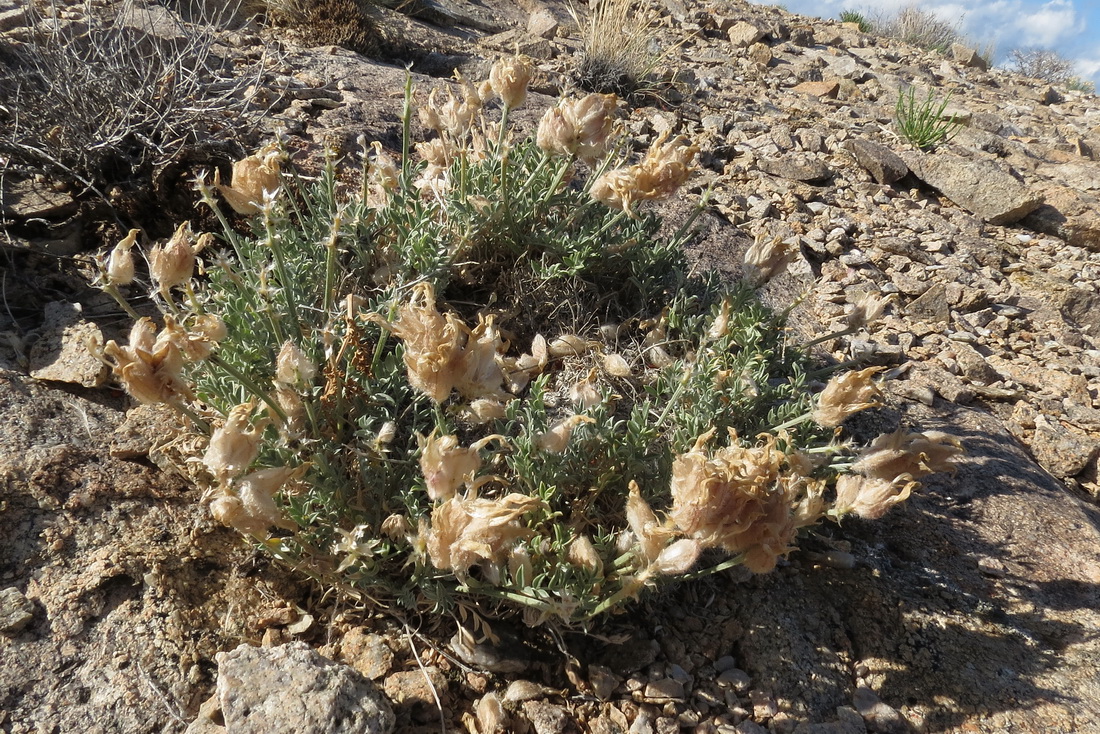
[[95, 58, 961, 626]]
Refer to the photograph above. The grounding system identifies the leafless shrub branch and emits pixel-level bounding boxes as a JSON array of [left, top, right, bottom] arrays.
[[1010, 47, 1075, 84], [0, 0, 268, 193]]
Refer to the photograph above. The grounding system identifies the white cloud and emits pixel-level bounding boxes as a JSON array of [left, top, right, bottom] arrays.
[[1011, 0, 1085, 47]]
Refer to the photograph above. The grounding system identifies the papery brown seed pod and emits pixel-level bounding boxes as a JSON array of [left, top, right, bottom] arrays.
[[203, 402, 265, 481], [215, 143, 282, 215], [602, 353, 632, 377], [548, 334, 592, 358], [148, 221, 197, 294], [107, 229, 139, 286], [536, 414, 595, 454]]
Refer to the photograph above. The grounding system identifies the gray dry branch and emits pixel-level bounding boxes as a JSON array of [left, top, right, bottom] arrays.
[[1010, 47, 1075, 84], [0, 1, 266, 195]]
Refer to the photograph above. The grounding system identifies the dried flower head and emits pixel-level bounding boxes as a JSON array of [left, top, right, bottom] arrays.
[[383, 283, 466, 402], [368, 141, 399, 193], [419, 431, 482, 502], [536, 94, 618, 162], [425, 493, 547, 579], [668, 429, 803, 572], [852, 429, 963, 481], [743, 233, 797, 287], [626, 481, 675, 564], [845, 291, 897, 331], [215, 143, 282, 215], [275, 341, 316, 388], [204, 402, 265, 482], [812, 367, 884, 427], [223, 466, 298, 534], [148, 221, 199, 295], [536, 414, 595, 454], [833, 473, 917, 520], [590, 131, 698, 213], [107, 229, 139, 286], [566, 534, 604, 576], [102, 317, 192, 404], [632, 131, 699, 200], [489, 55, 534, 109], [455, 315, 507, 401]]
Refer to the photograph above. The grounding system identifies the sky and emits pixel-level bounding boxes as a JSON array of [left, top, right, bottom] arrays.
[[749, 0, 1100, 88]]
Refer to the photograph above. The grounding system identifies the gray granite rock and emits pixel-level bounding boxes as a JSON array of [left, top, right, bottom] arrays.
[[903, 153, 1043, 224], [845, 139, 909, 184], [214, 643, 394, 734]]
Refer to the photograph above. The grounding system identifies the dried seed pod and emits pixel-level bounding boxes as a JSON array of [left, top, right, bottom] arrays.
[[203, 403, 265, 481], [148, 221, 198, 295], [568, 369, 601, 410], [419, 431, 482, 502], [536, 415, 595, 454], [275, 341, 316, 388], [107, 229, 139, 286], [215, 143, 282, 215], [833, 473, 917, 520], [602, 352, 632, 377], [548, 334, 592, 358]]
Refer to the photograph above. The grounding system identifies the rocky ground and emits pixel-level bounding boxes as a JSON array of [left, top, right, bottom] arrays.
[[2, 0, 1100, 732]]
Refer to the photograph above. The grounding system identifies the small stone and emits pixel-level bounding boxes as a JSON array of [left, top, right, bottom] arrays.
[[844, 139, 908, 185], [852, 686, 912, 734], [747, 42, 772, 66], [523, 700, 578, 734], [643, 678, 685, 702], [904, 283, 949, 324], [791, 80, 840, 98], [589, 664, 621, 700], [977, 557, 1007, 578], [750, 690, 778, 719], [527, 8, 558, 39], [0, 587, 34, 633], [951, 43, 988, 71], [727, 21, 764, 48], [758, 155, 832, 183], [1030, 417, 1099, 478], [340, 629, 394, 680], [713, 655, 738, 673], [717, 668, 751, 692], [28, 302, 110, 388], [902, 153, 1043, 225]]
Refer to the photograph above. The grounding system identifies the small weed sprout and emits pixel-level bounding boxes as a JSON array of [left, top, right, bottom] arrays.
[[895, 86, 961, 149], [95, 61, 961, 625]]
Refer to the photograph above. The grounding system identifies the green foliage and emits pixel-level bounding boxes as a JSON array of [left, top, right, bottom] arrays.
[[895, 86, 961, 149], [838, 10, 871, 34], [1065, 76, 1096, 94]]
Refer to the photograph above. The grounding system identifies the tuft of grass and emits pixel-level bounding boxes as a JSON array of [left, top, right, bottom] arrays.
[[571, 0, 666, 100], [838, 10, 871, 34], [93, 63, 960, 626], [895, 86, 961, 149]]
